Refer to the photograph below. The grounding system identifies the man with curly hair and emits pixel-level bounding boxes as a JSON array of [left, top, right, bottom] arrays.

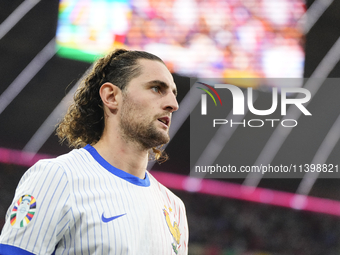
[[0, 49, 189, 254]]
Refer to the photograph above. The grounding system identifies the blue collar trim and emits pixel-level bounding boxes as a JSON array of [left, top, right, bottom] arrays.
[[84, 144, 150, 187]]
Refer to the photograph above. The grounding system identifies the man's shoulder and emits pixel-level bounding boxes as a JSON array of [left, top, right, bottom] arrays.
[[55, 147, 89, 163], [17, 147, 93, 189], [147, 171, 185, 207], [31, 147, 91, 172]]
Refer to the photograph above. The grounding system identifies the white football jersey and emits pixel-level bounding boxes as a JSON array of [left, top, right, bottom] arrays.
[[0, 145, 189, 255]]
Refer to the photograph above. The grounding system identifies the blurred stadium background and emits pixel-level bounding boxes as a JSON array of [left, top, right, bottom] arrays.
[[1, 0, 340, 254]]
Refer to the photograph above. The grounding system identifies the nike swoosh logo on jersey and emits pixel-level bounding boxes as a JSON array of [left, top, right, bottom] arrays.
[[101, 213, 126, 223]]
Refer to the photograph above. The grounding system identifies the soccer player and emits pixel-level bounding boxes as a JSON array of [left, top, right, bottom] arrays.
[[0, 49, 189, 254]]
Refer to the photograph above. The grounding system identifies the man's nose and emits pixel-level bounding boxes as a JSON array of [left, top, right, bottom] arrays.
[[165, 93, 179, 112]]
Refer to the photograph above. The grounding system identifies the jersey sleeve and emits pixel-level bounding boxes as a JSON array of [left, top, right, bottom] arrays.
[[0, 160, 72, 255]]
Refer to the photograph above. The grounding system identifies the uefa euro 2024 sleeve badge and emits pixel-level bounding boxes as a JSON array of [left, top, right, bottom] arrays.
[[10, 194, 36, 229]]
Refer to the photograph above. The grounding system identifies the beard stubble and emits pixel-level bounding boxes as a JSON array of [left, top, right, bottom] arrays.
[[119, 93, 170, 150]]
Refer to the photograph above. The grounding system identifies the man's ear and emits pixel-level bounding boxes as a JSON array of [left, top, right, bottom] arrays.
[[99, 82, 122, 110]]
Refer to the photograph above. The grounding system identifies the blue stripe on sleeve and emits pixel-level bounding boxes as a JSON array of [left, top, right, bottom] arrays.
[[0, 244, 35, 255]]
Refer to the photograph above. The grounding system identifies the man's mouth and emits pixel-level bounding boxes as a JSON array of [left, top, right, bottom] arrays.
[[157, 117, 170, 127]]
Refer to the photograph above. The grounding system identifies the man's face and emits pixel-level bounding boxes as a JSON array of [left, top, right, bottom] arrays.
[[119, 59, 179, 150]]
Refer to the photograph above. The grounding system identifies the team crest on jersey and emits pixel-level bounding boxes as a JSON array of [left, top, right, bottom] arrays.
[[10, 194, 36, 229], [163, 207, 181, 254]]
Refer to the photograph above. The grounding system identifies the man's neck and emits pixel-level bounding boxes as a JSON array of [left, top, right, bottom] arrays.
[[93, 134, 149, 179]]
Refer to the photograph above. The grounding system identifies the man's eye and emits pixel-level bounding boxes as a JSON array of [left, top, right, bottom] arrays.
[[151, 86, 160, 93]]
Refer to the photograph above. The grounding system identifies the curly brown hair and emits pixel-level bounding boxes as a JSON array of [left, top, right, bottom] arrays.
[[56, 48, 168, 162]]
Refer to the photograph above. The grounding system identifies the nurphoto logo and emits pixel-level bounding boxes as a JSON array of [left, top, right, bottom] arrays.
[[196, 82, 312, 128]]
